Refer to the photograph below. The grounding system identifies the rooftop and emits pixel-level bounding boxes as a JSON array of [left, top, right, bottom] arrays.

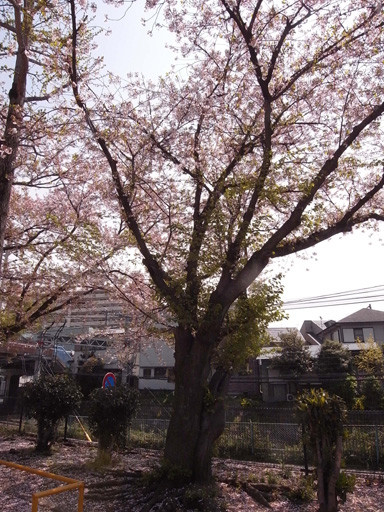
[[337, 307, 384, 324]]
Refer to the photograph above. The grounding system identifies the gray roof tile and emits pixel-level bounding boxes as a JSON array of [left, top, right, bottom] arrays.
[[337, 308, 384, 324]]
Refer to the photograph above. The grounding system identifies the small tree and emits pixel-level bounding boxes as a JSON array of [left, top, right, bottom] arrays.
[[88, 385, 139, 462], [316, 340, 352, 375], [355, 338, 384, 376], [76, 353, 105, 398], [361, 376, 384, 410], [316, 340, 356, 406], [297, 389, 349, 512], [270, 330, 313, 378], [23, 374, 82, 453]]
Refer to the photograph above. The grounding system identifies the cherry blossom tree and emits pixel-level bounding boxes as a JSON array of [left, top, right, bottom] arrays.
[[0, 154, 127, 342], [0, 0, 75, 266], [67, 0, 384, 483], [0, 0, 131, 342]]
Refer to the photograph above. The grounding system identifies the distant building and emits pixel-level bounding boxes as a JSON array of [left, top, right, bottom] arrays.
[[229, 307, 384, 403], [132, 341, 175, 391], [2, 301, 384, 405], [301, 307, 384, 350], [0, 290, 132, 405]]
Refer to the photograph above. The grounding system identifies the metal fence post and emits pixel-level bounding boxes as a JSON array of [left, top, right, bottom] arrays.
[[63, 416, 68, 441], [375, 425, 380, 469], [18, 405, 23, 434], [250, 420, 254, 455], [302, 423, 309, 476]]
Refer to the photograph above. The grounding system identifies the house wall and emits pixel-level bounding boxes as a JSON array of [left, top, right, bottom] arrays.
[[135, 341, 175, 391], [260, 364, 288, 402], [325, 324, 384, 346], [373, 325, 384, 345]]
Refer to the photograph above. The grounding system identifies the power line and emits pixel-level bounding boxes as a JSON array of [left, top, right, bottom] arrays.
[[285, 297, 384, 310], [283, 285, 384, 310], [285, 284, 384, 304]]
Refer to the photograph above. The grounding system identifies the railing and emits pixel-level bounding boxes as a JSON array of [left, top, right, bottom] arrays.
[[126, 419, 384, 470], [2, 402, 384, 472], [0, 459, 84, 512]]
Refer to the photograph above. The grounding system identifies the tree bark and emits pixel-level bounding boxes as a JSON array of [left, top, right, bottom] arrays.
[[36, 419, 56, 453], [316, 435, 342, 512], [193, 367, 231, 482], [316, 438, 327, 512], [326, 435, 343, 512], [0, 3, 30, 268], [163, 327, 229, 482]]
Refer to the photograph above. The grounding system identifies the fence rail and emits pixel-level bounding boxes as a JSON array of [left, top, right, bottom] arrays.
[[127, 419, 384, 470], [1, 405, 384, 472]]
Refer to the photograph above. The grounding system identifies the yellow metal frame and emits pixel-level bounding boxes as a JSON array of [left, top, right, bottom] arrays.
[[0, 459, 84, 512]]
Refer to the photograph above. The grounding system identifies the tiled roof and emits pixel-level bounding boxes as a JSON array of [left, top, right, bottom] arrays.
[[267, 327, 301, 341], [337, 308, 384, 324]]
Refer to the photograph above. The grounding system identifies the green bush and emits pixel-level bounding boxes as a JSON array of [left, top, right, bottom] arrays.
[[336, 471, 356, 503], [22, 374, 82, 453], [361, 376, 384, 410], [88, 385, 139, 460], [296, 389, 348, 512], [327, 374, 358, 410], [287, 475, 315, 503]]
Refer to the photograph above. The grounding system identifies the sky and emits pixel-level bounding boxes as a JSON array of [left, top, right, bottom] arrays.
[[94, 1, 384, 330]]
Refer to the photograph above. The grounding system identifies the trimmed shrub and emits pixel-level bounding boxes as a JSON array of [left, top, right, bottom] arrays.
[[361, 376, 384, 410], [23, 374, 82, 453], [297, 388, 348, 512], [88, 385, 139, 461]]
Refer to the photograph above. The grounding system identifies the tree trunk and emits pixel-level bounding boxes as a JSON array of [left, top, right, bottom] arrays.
[[316, 435, 342, 512], [164, 327, 229, 483], [0, 5, 30, 268], [326, 435, 343, 512], [36, 419, 56, 453], [316, 438, 327, 512], [194, 367, 231, 481]]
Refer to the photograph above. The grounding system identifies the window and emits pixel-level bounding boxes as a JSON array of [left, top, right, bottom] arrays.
[[154, 367, 167, 378], [343, 327, 375, 343], [143, 368, 152, 378], [353, 328, 364, 341], [363, 328, 374, 342], [343, 329, 354, 343]]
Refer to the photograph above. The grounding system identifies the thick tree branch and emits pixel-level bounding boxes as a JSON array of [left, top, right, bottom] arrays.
[[67, 0, 179, 310], [274, 17, 384, 101], [256, 100, 384, 257], [222, 100, 273, 280], [0, 0, 32, 269], [273, 171, 384, 257], [217, 100, 384, 307]]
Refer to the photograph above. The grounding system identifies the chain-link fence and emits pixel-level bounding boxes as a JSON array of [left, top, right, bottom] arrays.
[[2, 399, 384, 471]]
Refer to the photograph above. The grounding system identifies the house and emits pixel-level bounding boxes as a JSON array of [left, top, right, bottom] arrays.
[[231, 327, 321, 402], [258, 307, 384, 403], [131, 341, 175, 391], [4, 297, 383, 405], [301, 307, 384, 349], [229, 307, 384, 403]]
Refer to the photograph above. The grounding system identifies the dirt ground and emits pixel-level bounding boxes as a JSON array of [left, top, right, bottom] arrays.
[[0, 434, 383, 511]]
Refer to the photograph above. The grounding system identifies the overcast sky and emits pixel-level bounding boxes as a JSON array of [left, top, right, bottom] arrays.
[[94, 1, 384, 329]]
